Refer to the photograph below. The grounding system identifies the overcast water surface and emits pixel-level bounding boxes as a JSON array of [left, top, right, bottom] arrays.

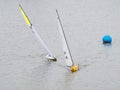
[[0, 0, 120, 90]]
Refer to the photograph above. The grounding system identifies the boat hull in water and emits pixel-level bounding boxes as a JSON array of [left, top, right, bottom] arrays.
[[56, 9, 79, 72], [45, 54, 57, 61]]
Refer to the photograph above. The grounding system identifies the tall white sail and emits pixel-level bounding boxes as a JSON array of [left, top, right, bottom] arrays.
[[19, 4, 56, 60], [56, 10, 74, 66]]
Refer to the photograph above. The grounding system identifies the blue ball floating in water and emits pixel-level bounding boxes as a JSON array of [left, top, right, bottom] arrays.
[[102, 35, 112, 44]]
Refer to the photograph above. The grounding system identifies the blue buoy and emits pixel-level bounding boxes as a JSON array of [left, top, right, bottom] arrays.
[[102, 35, 112, 44]]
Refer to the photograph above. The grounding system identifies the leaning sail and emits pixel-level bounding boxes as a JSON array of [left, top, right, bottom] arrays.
[[56, 10, 74, 66], [19, 4, 53, 57]]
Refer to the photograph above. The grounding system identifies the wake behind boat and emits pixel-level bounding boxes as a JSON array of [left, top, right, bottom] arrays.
[[56, 9, 79, 72], [19, 4, 57, 61]]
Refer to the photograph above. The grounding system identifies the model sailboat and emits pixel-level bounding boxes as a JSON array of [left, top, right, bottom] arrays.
[[19, 4, 57, 61], [56, 10, 79, 72]]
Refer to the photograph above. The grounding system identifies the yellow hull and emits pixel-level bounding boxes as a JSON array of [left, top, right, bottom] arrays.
[[70, 64, 79, 72]]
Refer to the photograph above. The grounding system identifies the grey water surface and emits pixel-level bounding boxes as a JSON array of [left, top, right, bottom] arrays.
[[0, 0, 120, 90]]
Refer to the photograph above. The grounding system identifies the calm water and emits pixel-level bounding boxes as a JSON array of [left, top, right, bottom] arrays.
[[0, 0, 120, 90]]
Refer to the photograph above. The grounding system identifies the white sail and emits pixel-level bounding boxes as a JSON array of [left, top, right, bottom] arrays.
[[19, 4, 56, 60], [56, 10, 74, 66], [31, 26, 53, 55]]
